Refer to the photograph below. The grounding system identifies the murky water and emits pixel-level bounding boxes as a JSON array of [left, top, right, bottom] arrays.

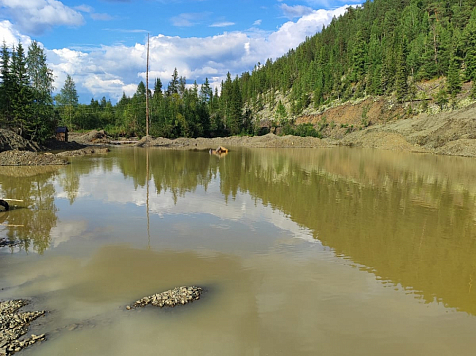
[[1, 147, 476, 355]]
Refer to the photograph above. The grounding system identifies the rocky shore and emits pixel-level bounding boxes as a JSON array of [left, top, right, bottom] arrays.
[[0, 300, 46, 355]]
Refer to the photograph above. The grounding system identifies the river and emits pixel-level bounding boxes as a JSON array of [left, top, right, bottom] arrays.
[[1, 147, 476, 355]]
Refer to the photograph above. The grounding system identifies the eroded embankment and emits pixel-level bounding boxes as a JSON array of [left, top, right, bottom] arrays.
[[134, 101, 476, 158]]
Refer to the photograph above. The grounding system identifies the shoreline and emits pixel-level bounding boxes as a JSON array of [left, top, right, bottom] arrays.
[[1, 101, 476, 166]]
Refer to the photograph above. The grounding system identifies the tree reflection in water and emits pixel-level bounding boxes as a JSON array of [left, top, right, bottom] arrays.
[[0, 166, 60, 254]]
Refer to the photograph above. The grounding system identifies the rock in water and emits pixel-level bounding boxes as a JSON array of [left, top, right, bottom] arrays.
[[127, 286, 203, 310]]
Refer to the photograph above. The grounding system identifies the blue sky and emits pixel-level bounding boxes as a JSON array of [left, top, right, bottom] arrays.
[[0, 0, 360, 103]]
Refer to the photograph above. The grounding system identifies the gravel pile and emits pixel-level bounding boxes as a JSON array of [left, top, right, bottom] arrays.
[[127, 286, 203, 309], [0, 150, 68, 166], [0, 130, 40, 153], [0, 300, 46, 355]]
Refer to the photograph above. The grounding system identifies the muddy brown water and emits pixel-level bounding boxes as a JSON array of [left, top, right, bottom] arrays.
[[1, 147, 476, 355]]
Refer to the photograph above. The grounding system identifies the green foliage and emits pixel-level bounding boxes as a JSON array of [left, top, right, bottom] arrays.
[[282, 123, 321, 138], [275, 100, 287, 123], [435, 87, 449, 110], [0, 41, 55, 142]]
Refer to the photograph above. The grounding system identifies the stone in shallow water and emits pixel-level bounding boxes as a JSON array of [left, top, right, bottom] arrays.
[[127, 286, 203, 310]]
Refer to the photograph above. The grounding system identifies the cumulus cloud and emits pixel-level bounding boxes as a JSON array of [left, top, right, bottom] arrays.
[[0, 20, 32, 47], [0, 5, 351, 102], [0, 0, 84, 35]]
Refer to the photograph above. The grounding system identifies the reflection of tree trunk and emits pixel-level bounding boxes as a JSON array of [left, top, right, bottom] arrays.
[[146, 148, 150, 249]]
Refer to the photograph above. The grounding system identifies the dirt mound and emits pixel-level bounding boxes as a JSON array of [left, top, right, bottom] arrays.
[[0, 129, 41, 153], [0, 150, 68, 166], [43, 138, 86, 151], [71, 130, 110, 144]]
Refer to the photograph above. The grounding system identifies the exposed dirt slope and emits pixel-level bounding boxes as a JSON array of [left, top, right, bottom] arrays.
[[138, 102, 476, 157], [0, 129, 41, 152]]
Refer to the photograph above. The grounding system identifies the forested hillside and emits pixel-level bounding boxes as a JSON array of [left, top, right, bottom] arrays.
[[1, 0, 476, 142], [241, 0, 476, 118]]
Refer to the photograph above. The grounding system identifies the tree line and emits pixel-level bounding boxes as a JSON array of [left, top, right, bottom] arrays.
[[2, 0, 476, 142], [0, 41, 56, 142], [57, 69, 250, 139]]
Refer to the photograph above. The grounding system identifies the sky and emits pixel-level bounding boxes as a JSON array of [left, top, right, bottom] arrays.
[[0, 0, 361, 103]]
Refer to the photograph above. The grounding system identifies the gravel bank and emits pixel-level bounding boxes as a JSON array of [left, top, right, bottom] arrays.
[[0, 300, 46, 355], [127, 286, 203, 310], [0, 150, 68, 166]]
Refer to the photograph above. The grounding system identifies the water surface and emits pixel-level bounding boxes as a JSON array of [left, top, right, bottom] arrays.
[[1, 147, 476, 355]]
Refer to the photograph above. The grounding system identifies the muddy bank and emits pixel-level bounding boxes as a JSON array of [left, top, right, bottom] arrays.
[[0, 129, 111, 165], [56, 147, 110, 157], [2, 99, 475, 159], [136, 104, 476, 158]]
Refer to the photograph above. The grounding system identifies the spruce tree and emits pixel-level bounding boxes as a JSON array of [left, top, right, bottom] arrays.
[[0, 41, 13, 125], [11, 42, 31, 135], [56, 74, 78, 128], [447, 42, 462, 98], [395, 41, 408, 102], [463, 9, 476, 96]]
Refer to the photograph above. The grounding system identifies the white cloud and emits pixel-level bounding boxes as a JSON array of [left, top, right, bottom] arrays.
[[74, 4, 93, 13], [171, 12, 210, 27], [0, 0, 84, 35], [210, 22, 235, 28], [0, 20, 32, 47], [1, 5, 351, 102], [305, 0, 362, 7], [253, 19, 262, 26], [280, 4, 314, 19]]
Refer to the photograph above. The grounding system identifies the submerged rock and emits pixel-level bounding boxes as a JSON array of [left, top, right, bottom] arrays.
[[0, 300, 46, 355], [127, 286, 203, 310]]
